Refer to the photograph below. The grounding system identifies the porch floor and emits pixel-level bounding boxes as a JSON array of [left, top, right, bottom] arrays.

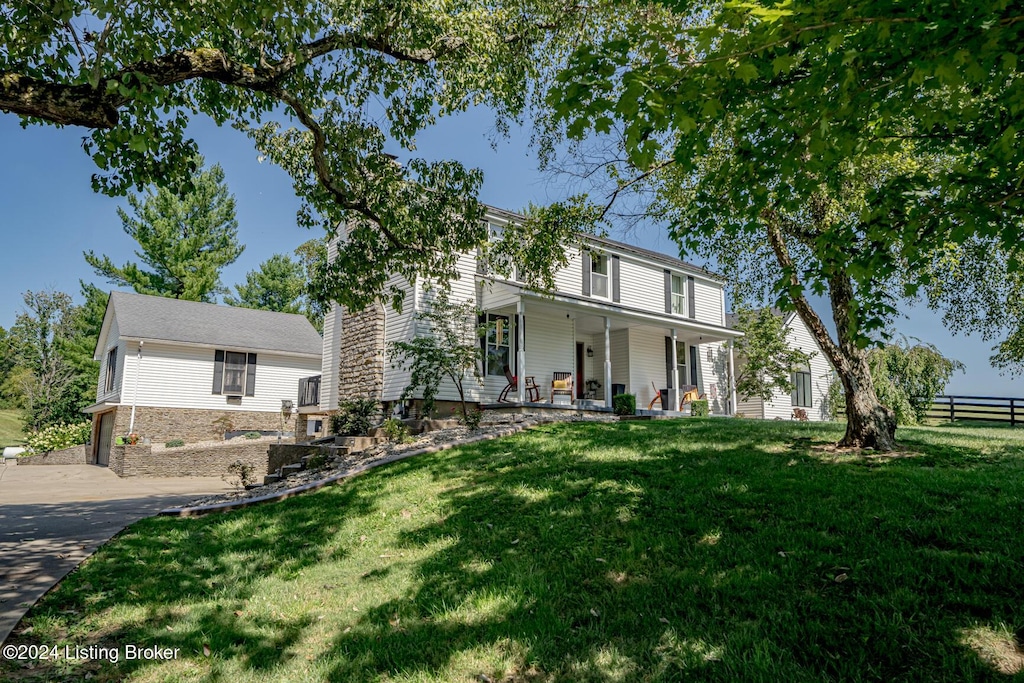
[[481, 400, 613, 414]]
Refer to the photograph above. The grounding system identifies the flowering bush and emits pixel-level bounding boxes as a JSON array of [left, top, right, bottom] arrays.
[[25, 421, 91, 454]]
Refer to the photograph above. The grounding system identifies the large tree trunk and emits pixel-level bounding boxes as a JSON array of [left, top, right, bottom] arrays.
[[764, 213, 897, 451], [837, 348, 897, 450]]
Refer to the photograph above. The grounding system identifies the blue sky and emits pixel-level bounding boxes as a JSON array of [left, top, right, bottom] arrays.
[[0, 110, 1016, 396]]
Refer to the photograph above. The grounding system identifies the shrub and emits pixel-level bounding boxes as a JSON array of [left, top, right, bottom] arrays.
[[223, 459, 256, 489], [244, 431, 262, 440], [381, 417, 412, 443], [691, 399, 710, 417], [459, 408, 484, 431], [306, 452, 328, 470], [330, 399, 379, 436], [25, 421, 91, 453], [613, 393, 636, 416], [211, 415, 234, 437], [164, 439, 185, 448]]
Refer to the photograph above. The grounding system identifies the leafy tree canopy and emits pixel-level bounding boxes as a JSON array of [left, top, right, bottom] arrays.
[[225, 253, 306, 315], [926, 239, 1024, 376], [84, 158, 243, 302], [1, 0, 622, 311]]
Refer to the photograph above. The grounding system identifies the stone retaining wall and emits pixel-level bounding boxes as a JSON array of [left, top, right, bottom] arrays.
[[267, 443, 327, 475], [106, 406, 294, 445], [16, 444, 88, 466], [109, 441, 270, 478]]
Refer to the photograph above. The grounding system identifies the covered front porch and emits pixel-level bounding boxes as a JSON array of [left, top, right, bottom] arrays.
[[477, 284, 742, 415]]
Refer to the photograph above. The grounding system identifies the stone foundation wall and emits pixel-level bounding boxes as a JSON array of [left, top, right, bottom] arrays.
[[107, 406, 295, 444], [339, 304, 385, 401], [109, 441, 271, 478], [16, 444, 88, 466], [267, 443, 328, 475]]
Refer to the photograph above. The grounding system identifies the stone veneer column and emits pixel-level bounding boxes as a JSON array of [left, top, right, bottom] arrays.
[[338, 302, 385, 402]]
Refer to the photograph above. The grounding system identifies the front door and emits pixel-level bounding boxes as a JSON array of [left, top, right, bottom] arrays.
[[95, 412, 114, 466]]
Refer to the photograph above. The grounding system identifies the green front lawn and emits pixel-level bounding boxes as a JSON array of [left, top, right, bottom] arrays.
[[0, 408, 25, 448], [5, 419, 1024, 682]]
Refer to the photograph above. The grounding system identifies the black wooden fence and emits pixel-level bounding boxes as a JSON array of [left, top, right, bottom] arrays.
[[926, 395, 1020, 426]]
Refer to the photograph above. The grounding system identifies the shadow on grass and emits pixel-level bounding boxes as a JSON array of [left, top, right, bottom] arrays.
[[317, 420, 1023, 681], [6, 419, 1023, 681]]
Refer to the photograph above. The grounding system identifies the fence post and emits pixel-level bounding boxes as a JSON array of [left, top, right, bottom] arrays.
[[1012, 398, 1017, 428], [949, 396, 955, 423]]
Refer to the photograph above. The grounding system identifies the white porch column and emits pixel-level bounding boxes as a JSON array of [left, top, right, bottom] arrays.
[[517, 299, 526, 403], [670, 329, 679, 411], [728, 341, 738, 416], [604, 317, 612, 407]]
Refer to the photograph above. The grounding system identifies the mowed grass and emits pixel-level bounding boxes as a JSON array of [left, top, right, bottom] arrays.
[[0, 408, 26, 448], [5, 419, 1024, 682]]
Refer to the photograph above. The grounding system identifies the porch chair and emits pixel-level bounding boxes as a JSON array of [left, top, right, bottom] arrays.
[[792, 408, 809, 421], [498, 365, 539, 402], [646, 381, 669, 411], [678, 385, 705, 411], [550, 372, 574, 403]]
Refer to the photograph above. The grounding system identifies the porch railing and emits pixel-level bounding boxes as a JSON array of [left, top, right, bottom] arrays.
[[926, 395, 1020, 426], [298, 375, 321, 407]]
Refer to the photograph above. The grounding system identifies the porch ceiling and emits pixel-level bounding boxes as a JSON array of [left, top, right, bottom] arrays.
[[483, 287, 740, 343]]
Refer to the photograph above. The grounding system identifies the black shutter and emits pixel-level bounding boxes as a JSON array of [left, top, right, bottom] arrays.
[[212, 350, 224, 394], [687, 276, 696, 319], [611, 255, 620, 302], [689, 345, 699, 388], [245, 353, 257, 396], [582, 251, 592, 296], [664, 337, 674, 389], [664, 270, 672, 314]]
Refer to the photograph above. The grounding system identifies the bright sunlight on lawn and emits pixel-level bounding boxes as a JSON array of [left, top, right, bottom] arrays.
[[4, 419, 1023, 682]]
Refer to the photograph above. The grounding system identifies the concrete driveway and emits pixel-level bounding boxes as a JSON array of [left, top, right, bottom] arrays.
[[0, 464, 233, 644]]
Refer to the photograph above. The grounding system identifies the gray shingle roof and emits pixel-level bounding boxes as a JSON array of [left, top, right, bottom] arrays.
[[105, 291, 322, 356]]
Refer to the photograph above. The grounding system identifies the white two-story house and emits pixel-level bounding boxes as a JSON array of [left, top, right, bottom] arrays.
[[316, 206, 742, 416], [84, 291, 323, 466]]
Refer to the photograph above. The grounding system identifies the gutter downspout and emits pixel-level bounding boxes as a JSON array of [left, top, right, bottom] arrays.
[[128, 340, 143, 435]]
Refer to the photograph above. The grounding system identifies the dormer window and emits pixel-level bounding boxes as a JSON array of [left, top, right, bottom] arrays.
[[591, 254, 609, 298]]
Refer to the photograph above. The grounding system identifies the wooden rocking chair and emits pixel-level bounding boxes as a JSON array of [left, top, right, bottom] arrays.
[[551, 372, 573, 402]]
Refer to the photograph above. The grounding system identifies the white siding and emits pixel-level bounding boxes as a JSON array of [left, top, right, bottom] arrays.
[[520, 313, 575, 403], [763, 314, 835, 421], [552, 247, 584, 296], [610, 329, 630, 393], [627, 330, 668, 410], [95, 316, 124, 403], [693, 280, 724, 326], [698, 341, 731, 415], [382, 273, 418, 402], [120, 341, 321, 412], [320, 303, 342, 411], [616, 257, 663, 314]]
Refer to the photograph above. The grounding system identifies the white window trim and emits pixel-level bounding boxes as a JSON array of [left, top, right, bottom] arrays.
[[591, 254, 610, 299]]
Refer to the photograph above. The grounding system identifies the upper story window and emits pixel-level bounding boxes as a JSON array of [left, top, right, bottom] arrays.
[[481, 221, 517, 281], [591, 254, 609, 298], [104, 347, 117, 393], [671, 275, 686, 315], [213, 350, 257, 396]]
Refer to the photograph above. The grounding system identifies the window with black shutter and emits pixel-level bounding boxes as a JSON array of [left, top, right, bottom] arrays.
[[213, 350, 257, 396]]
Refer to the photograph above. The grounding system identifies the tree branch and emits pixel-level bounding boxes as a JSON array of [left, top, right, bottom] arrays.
[[762, 207, 847, 374]]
